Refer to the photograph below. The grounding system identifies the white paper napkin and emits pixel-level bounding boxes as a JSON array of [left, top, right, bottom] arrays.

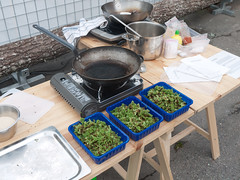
[[181, 55, 229, 79], [62, 16, 108, 45], [164, 55, 230, 84], [0, 89, 54, 124]]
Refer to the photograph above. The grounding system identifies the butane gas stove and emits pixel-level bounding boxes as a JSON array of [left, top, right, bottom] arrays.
[[90, 18, 153, 43], [90, 21, 126, 43], [50, 72, 143, 117]]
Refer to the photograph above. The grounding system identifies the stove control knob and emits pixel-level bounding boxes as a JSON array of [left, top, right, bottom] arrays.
[[81, 102, 99, 117]]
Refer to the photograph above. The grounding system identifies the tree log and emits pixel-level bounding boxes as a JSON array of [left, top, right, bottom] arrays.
[[0, 28, 72, 77], [0, 0, 221, 78], [150, 0, 221, 24]]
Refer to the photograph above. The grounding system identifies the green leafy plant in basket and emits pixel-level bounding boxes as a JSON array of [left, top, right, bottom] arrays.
[[73, 118, 123, 156], [111, 101, 159, 133], [146, 85, 186, 113]]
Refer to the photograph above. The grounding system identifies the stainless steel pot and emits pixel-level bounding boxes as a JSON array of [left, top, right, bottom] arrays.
[[101, 1, 153, 24], [0, 105, 20, 142], [123, 21, 166, 60]]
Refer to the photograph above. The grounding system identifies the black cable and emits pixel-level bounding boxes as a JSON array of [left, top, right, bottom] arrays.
[[29, 56, 73, 76], [0, 76, 13, 84]]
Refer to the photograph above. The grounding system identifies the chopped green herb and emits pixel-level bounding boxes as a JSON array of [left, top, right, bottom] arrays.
[[74, 118, 122, 156], [111, 101, 159, 133], [146, 85, 186, 113]]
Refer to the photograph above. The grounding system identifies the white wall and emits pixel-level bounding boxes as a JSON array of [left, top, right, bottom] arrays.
[[0, 0, 162, 46]]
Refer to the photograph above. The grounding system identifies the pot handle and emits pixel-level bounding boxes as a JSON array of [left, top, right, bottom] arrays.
[[122, 33, 139, 42], [33, 24, 79, 57], [137, 55, 146, 73], [138, 55, 144, 63], [117, 39, 126, 46]]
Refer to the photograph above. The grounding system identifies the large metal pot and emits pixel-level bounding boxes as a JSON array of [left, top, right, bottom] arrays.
[[33, 24, 142, 90], [123, 21, 166, 60], [101, 1, 153, 24]]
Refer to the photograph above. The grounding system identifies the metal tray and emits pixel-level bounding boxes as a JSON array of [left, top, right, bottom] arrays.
[[0, 126, 91, 180]]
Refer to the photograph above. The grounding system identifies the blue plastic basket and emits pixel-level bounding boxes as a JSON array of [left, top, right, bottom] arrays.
[[106, 96, 163, 141], [68, 112, 129, 164], [139, 82, 193, 121]]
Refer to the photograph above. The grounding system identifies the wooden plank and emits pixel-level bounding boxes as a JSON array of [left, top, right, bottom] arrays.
[[183, 119, 210, 140], [140, 110, 194, 147], [143, 152, 162, 174], [113, 163, 127, 179], [79, 35, 113, 48], [145, 148, 157, 159], [170, 126, 196, 145], [206, 102, 220, 160], [126, 147, 144, 180], [153, 137, 173, 180], [161, 131, 172, 162], [157, 131, 172, 180]]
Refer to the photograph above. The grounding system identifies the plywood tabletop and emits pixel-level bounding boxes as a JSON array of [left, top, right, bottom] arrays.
[[79, 36, 240, 113]]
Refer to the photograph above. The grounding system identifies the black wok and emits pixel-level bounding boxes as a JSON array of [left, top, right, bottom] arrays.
[[101, 1, 153, 24], [33, 24, 142, 90]]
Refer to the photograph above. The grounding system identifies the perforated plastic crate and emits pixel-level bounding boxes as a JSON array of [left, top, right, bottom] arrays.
[[68, 112, 129, 164], [139, 82, 193, 121], [106, 96, 163, 141]]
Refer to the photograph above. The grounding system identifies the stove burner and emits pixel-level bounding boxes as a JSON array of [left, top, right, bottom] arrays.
[[90, 21, 126, 43], [50, 72, 143, 117], [100, 22, 126, 35], [83, 79, 127, 92], [83, 79, 128, 103]]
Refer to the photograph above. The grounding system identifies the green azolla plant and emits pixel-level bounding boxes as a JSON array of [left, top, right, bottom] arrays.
[[146, 85, 186, 113], [74, 118, 122, 156], [111, 101, 159, 133]]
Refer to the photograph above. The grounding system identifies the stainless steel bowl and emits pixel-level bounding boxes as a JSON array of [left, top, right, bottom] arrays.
[[0, 105, 20, 142], [123, 21, 166, 60]]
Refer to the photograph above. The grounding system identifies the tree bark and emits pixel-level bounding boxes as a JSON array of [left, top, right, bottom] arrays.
[[0, 0, 221, 78], [150, 0, 221, 24], [0, 28, 72, 77]]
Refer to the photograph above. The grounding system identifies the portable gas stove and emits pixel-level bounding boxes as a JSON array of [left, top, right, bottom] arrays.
[[50, 72, 143, 117], [90, 21, 126, 43]]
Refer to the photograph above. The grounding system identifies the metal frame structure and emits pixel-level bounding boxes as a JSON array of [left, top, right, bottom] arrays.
[[211, 0, 235, 16]]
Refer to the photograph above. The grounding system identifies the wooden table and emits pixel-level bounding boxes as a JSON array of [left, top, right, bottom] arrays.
[[1, 35, 239, 180], [77, 35, 240, 176], [0, 79, 193, 180]]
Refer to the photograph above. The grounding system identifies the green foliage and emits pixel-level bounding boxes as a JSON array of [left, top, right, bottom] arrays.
[[174, 141, 186, 152], [147, 86, 186, 113], [74, 118, 122, 156], [111, 101, 159, 133]]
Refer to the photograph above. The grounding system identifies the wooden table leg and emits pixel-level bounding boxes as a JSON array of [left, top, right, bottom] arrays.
[[161, 130, 173, 163], [153, 137, 173, 180], [159, 131, 172, 180], [125, 146, 144, 180], [206, 102, 220, 160]]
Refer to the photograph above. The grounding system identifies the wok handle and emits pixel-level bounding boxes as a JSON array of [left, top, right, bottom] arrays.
[[33, 24, 79, 56]]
